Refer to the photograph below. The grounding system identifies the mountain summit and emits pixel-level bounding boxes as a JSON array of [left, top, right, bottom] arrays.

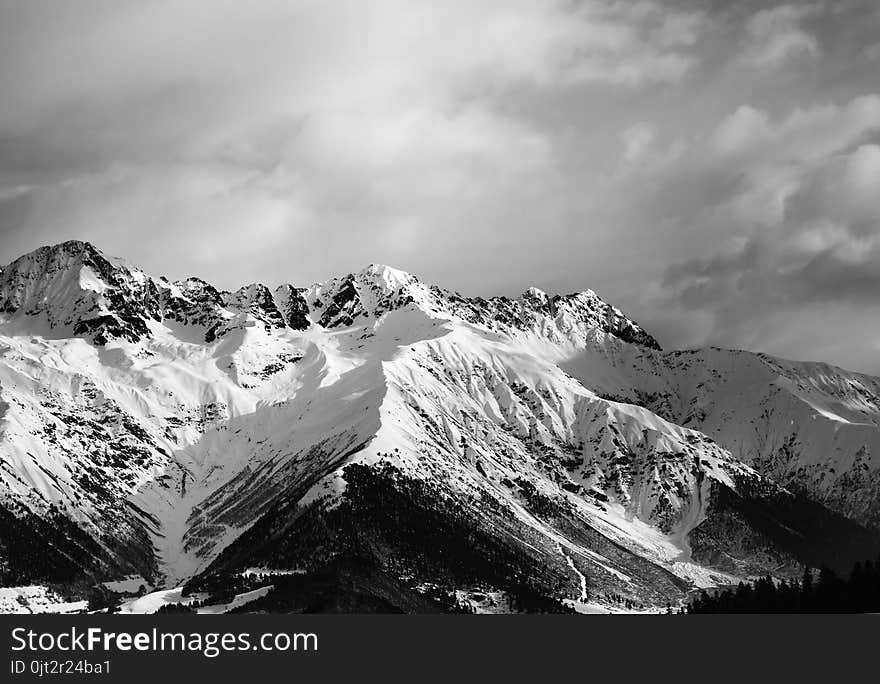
[[1, 241, 879, 613], [0, 240, 660, 350]]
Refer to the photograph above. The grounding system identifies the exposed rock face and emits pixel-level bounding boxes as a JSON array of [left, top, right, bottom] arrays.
[[0, 240, 878, 613], [0, 244, 659, 351]]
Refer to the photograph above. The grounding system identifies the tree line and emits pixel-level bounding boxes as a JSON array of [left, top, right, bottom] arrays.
[[685, 555, 880, 613]]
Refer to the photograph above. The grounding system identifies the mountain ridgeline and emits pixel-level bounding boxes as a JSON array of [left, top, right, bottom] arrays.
[[1, 240, 879, 613]]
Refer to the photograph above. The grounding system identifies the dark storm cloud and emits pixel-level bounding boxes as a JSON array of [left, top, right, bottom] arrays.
[[1, 1, 880, 370], [652, 126, 880, 371], [0, 0, 710, 285]]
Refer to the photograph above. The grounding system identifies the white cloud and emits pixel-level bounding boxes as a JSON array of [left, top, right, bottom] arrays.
[[3, 0, 880, 372], [705, 96, 880, 225], [0, 0, 707, 288], [702, 95, 880, 245], [710, 106, 772, 156], [739, 4, 821, 69], [650, 94, 880, 371]]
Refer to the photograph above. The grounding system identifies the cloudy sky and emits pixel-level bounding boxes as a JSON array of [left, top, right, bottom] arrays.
[[1, 1, 880, 371]]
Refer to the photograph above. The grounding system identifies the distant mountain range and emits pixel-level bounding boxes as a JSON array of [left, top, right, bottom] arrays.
[[1, 240, 879, 613]]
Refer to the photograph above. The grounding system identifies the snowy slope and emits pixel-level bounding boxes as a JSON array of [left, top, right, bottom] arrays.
[[561, 346, 880, 529], [0, 240, 878, 612]]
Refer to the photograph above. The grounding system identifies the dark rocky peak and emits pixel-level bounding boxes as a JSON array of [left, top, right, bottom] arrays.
[[274, 284, 311, 331], [158, 277, 229, 339], [420, 281, 661, 350], [316, 274, 360, 327], [311, 264, 428, 328], [0, 240, 161, 344], [224, 283, 286, 329], [548, 291, 661, 350], [304, 263, 661, 350], [173, 277, 225, 305], [0, 244, 661, 351]]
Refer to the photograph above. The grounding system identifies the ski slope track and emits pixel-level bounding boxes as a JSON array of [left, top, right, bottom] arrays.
[[0, 241, 879, 612]]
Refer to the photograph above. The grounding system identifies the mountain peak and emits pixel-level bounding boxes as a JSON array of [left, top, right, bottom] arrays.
[[52, 238, 102, 254], [0, 242, 661, 351], [0, 239, 160, 344], [522, 286, 549, 305], [354, 263, 419, 290], [6, 239, 104, 270]]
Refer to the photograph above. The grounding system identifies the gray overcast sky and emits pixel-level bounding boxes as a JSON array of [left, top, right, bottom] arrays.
[[1, 0, 880, 371]]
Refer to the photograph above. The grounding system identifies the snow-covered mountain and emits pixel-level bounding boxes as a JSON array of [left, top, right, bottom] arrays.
[[1, 240, 878, 613]]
